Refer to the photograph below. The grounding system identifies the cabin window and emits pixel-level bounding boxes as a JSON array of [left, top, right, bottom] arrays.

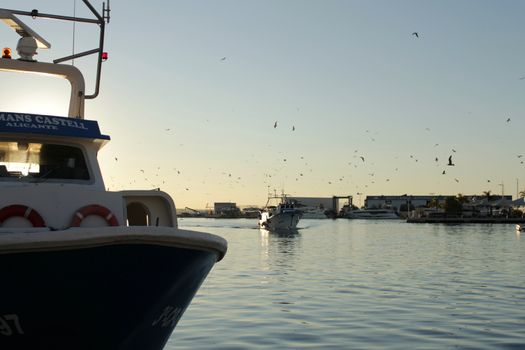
[[0, 141, 89, 181]]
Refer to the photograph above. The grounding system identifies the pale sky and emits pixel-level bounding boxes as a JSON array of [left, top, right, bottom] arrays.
[[1, 1, 525, 208]]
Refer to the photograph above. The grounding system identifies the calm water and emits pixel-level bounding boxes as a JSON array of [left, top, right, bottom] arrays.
[[167, 218, 525, 349]]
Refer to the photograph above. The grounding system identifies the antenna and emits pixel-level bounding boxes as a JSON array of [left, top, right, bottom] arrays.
[[103, 0, 111, 23], [0, 10, 51, 49], [0, 1, 110, 98]]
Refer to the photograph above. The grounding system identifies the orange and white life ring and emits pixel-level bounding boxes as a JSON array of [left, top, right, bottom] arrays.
[[71, 204, 119, 227], [0, 204, 46, 227]]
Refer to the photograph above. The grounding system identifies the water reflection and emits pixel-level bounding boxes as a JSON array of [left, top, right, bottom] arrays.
[[257, 228, 304, 318], [259, 228, 301, 267], [171, 219, 525, 350]]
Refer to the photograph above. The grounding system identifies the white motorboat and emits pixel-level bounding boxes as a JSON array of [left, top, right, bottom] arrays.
[[0, 3, 226, 350], [258, 192, 302, 231], [298, 206, 329, 219], [344, 208, 400, 219]]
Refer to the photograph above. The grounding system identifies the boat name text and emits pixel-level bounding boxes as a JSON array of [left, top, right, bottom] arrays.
[[0, 314, 24, 336], [0, 113, 88, 131], [151, 305, 183, 328]]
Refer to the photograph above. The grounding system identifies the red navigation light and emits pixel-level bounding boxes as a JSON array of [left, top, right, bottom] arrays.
[[2, 47, 12, 59], [102, 52, 108, 61]]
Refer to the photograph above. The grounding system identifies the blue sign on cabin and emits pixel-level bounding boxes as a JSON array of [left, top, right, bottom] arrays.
[[0, 112, 110, 140]]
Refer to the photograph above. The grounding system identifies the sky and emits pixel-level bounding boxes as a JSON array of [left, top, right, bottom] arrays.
[[1, 0, 525, 209]]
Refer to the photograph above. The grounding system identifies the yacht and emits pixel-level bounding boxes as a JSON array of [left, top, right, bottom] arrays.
[[0, 3, 226, 350], [298, 206, 329, 219], [344, 208, 400, 219], [258, 191, 302, 231]]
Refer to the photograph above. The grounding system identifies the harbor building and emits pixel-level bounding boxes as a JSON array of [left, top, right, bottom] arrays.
[[289, 196, 352, 213], [365, 194, 513, 212], [365, 195, 442, 211], [214, 202, 241, 217]]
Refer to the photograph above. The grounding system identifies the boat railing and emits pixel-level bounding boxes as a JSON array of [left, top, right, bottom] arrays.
[[0, 1, 110, 118]]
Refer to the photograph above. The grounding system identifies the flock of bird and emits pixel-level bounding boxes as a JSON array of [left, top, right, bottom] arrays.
[[105, 30, 523, 205]]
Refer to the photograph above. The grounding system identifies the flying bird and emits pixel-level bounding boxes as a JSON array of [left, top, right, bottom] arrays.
[[448, 155, 455, 166], [412, 32, 419, 38], [360, 156, 365, 162], [292, 126, 295, 131], [507, 118, 511, 123], [220, 57, 226, 61], [274, 121, 277, 128], [442, 170, 446, 175]]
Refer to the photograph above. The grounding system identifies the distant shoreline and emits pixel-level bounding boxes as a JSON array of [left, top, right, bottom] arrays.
[[407, 217, 525, 224]]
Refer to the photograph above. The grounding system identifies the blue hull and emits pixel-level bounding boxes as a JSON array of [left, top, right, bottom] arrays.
[[0, 244, 219, 350]]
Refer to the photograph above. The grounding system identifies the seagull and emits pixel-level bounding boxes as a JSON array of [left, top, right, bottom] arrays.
[[292, 126, 295, 131], [442, 170, 446, 174], [448, 155, 455, 166], [274, 121, 277, 128], [412, 32, 419, 38], [360, 156, 365, 162], [220, 57, 226, 61], [454, 178, 459, 183]]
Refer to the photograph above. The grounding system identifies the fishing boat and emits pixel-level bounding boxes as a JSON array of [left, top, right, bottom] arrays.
[[258, 191, 302, 231], [0, 3, 226, 350]]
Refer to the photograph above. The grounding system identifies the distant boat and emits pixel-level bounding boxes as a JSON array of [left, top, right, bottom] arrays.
[[344, 208, 400, 220], [298, 206, 329, 219], [258, 192, 302, 231], [516, 224, 525, 232]]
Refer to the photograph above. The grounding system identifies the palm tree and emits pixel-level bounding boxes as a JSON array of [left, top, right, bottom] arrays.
[[429, 197, 440, 209], [482, 190, 492, 216], [456, 193, 469, 205], [444, 196, 462, 216]]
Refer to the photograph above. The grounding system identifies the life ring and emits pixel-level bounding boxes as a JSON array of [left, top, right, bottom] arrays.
[[0, 204, 46, 227], [71, 204, 119, 227]]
